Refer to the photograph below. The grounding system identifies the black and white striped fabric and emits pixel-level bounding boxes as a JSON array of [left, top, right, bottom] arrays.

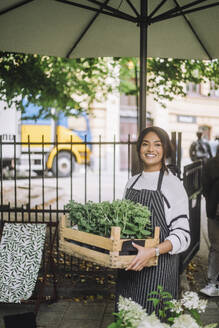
[[0, 223, 46, 303], [116, 170, 180, 315]]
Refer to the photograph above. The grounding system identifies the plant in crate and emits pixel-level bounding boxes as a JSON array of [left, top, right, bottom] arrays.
[[65, 200, 152, 239], [60, 200, 159, 268]]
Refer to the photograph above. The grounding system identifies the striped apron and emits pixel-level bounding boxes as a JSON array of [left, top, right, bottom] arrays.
[[116, 170, 179, 315]]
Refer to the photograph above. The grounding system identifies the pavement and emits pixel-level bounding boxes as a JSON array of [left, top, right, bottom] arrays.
[[0, 197, 219, 328]]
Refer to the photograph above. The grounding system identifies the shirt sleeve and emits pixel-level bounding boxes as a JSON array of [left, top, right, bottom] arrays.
[[164, 175, 191, 255], [122, 184, 128, 199]]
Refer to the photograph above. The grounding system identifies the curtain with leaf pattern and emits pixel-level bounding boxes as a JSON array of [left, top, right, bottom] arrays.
[[0, 223, 46, 303]]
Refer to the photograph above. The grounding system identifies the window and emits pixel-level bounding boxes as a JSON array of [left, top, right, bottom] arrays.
[[187, 81, 219, 97], [209, 81, 219, 97], [186, 83, 201, 96], [120, 94, 136, 107], [68, 116, 87, 131]]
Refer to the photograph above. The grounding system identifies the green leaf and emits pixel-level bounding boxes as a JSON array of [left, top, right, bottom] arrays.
[[189, 308, 202, 326]]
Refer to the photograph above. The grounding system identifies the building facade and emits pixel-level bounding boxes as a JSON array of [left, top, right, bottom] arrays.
[[120, 82, 219, 168]]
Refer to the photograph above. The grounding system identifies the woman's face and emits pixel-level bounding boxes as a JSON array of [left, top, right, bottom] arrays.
[[140, 131, 164, 171]]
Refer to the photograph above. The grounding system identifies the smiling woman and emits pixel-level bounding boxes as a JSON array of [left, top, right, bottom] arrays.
[[115, 126, 191, 318], [137, 127, 173, 173], [139, 131, 164, 172]]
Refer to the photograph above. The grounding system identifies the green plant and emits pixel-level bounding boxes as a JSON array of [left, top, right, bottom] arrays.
[[148, 285, 174, 323], [65, 199, 152, 239]]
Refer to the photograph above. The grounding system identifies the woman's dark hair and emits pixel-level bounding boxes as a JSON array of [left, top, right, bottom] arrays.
[[136, 126, 174, 172]]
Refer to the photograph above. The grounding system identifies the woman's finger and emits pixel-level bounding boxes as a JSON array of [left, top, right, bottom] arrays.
[[132, 242, 140, 249], [129, 263, 140, 271], [126, 257, 138, 270]]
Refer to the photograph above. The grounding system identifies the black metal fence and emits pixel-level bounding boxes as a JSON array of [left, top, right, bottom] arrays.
[[180, 160, 203, 273], [0, 135, 202, 297], [0, 137, 136, 297]]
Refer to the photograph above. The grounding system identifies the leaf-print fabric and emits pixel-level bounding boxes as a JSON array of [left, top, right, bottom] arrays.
[[0, 223, 46, 303]]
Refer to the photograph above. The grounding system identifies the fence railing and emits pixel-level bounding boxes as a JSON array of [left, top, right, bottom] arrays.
[[0, 138, 136, 209], [180, 160, 203, 273]]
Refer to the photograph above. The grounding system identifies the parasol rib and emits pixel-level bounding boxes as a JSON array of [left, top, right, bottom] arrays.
[[86, 0, 137, 19], [66, 0, 110, 58], [0, 0, 34, 16], [150, 2, 219, 24], [54, 0, 137, 22], [125, 0, 140, 17], [148, 0, 168, 19], [173, 0, 212, 60], [151, 0, 209, 22]]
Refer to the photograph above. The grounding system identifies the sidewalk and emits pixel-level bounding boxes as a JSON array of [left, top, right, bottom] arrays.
[[0, 300, 115, 328], [0, 198, 218, 328]]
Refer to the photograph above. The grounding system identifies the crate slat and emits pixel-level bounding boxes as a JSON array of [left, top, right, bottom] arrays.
[[59, 215, 114, 251], [112, 254, 158, 268], [59, 240, 111, 267]]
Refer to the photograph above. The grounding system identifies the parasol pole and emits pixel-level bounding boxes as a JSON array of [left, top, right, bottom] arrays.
[[138, 0, 148, 134], [132, 0, 148, 176]]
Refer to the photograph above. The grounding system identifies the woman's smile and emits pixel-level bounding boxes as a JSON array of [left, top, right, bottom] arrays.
[[144, 153, 156, 158]]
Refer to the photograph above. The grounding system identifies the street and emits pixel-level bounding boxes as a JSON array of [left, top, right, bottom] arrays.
[[1, 170, 130, 210]]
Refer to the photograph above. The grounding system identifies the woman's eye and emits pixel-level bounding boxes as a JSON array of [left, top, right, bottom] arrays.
[[141, 142, 162, 147]]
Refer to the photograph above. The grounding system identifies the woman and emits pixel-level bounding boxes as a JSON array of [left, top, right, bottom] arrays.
[[116, 126, 190, 315]]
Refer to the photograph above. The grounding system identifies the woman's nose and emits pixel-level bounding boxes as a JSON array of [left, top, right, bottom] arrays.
[[148, 143, 154, 151]]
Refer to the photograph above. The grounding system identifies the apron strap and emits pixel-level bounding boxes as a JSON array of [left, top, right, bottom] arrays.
[[157, 169, 164, 191], [129, 173, 142, 189]]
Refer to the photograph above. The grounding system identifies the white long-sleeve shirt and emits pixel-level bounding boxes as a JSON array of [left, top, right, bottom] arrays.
[[123, 170, 190, 255]]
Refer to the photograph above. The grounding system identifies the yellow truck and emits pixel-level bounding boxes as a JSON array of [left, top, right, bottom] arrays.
[[0, 102, 92, 177]]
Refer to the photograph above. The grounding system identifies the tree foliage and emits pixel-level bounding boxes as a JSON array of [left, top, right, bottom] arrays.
[[0, 52, 117, 119], [1, 51, 219, 118], [118, 57, 219, 107]]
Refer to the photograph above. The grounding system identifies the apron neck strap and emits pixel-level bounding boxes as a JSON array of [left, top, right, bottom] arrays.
[[157, 169, 164, 191], [129, 173, 142, 189]]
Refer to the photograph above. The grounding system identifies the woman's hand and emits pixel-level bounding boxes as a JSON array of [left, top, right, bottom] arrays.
[[125, 243, 155, 271], [125, 240, 173, 271]]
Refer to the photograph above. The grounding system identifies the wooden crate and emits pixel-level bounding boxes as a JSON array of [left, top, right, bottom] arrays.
[[59, 215, 160, 269]]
